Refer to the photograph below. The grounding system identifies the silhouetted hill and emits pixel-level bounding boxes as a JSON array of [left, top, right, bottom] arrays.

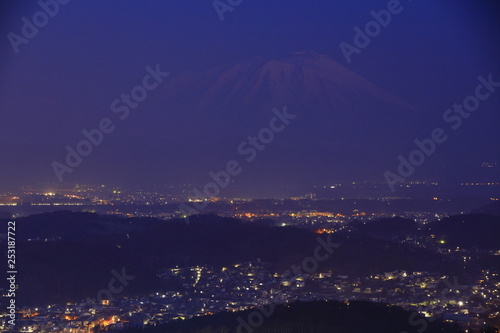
[[0, 212, 471, 306], [11, 210, 161, 241], [472, 201, 500, 216], [122, 300, 463, 333], [428, 214, 500, 250], [349, 217, 419, 239]]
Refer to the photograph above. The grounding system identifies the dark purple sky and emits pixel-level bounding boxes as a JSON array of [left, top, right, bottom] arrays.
[[0, 0, 499, 196]]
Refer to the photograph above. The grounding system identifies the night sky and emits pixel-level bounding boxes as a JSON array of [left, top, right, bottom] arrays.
[[0, 0, 499, 196]]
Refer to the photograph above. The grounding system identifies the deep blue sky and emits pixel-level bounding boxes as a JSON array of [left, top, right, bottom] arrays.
[[0, 0, 499, 195]]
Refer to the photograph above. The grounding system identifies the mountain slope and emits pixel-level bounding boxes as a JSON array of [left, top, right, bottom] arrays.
[[137, 51, 424, 189], [160, 51, 416, 116]]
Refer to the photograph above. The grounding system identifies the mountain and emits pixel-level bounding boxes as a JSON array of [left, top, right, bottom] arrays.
[[156, 51, 419, 141], [160, 51, 415, 115], [136, 51, 423, 191]]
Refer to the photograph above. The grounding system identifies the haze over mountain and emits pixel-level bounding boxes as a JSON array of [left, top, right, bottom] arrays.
[[161, 51, 415, 115], [2, 50, 498, 194], [123, 51, 425, 197], [156, 51, 419, 140], [146, 51, 496, 197], [1, 0, 499, 195]]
